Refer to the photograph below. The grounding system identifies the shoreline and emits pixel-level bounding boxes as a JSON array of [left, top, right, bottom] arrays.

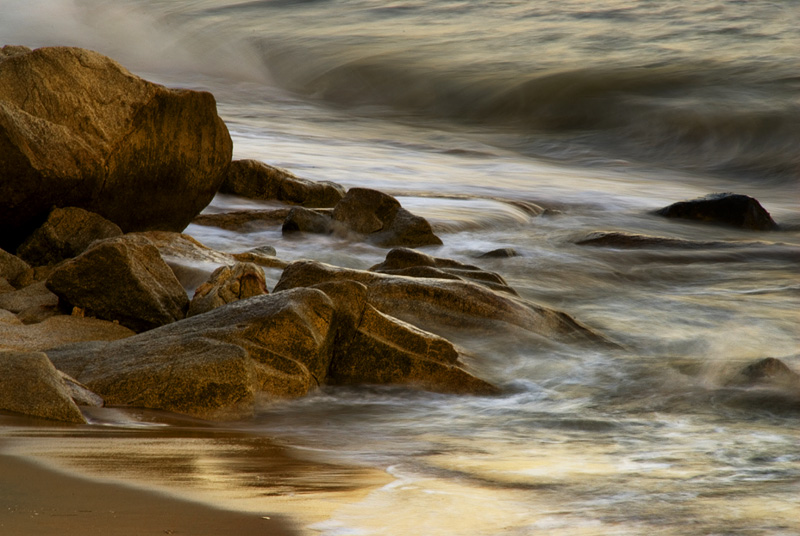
[[0, 451, 298, 536]]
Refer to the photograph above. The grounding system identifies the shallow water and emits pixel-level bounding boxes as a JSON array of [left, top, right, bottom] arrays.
[[3, 1, 800, 534]]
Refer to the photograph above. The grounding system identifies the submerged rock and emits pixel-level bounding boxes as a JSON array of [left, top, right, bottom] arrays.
[[274, 260, 607, 344], [332, 188, 442, 248], [0, 46, 232, 251], [282, 207, 334, 235], [576, 231, 717, 249], [656, 193, 778, 231], [16, 206, 122, 266], [188, 262, 268, 317], [0, 350, 87, 423], [737, 357, 800, 389], [221, 159, 345, 208], [46, 235, 189, 332], [370, 247, 516, 294], [478, 247, 519, 259]]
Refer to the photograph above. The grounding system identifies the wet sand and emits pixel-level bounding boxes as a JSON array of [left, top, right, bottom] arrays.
[[0, 453, 297, 536]]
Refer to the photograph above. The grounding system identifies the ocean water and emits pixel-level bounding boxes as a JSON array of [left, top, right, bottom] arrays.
[[2, 1, 800, 534]]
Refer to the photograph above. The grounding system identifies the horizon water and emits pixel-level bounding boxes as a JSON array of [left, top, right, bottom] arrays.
[[2, 1, 799, 534]]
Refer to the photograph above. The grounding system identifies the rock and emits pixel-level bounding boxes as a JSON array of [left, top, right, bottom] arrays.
[[0, 281, 59, 321], [188, 262, 268, 317], [370, 247, 516, 294], [46, 235, 189, 332], [576, 231, 716, 248], [329, 301, 497, 395], [221, 159, 345, 208], [192, 209, 293, 231], [0, 46, 232, 251], [478, 247, 519, 259], [0, 314, 135, 352], [58, 371, 105, 407], [282, 207, 333, 235], [16, 206, 123, 266], [47, 288, 340, 416], [737, 358, 800, 389], [332, 188, 442, 248], [0, 350, 87, 423], [0, 248, 30, 287], [655, 193, 778, 231], [274, 260, 608, 344]]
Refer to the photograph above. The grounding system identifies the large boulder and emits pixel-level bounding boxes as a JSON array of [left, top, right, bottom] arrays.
[[274, 260, 608, 344], [0, 46, 232, 251], [370, 247, 516, 294], [0, 350, 87, 423], [655, 193, 778, 231], [46, 235, 189, 332], [332, 188, 443, 248], [47, 288, 340, 416], [188, 262, 268, 317], [221, 159, 345, 208], [16, 206, 123, 266]]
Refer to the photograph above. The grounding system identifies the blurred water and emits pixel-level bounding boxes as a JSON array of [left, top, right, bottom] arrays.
[[2, 1, 800, 534]]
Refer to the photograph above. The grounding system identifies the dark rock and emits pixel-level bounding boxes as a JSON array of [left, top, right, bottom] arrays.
[[0, 248, 30, 288], [738, 358, 800, 388], [370, 247, 516, 294], [282, 207, 333, 235], [221, 159, 345, 208], [16, 206, 123, 266], [332, 188, 442, 248], [188, 262, 268, 317], [656, 193, 778, 231], [0, 350, 87, 423], [478, 247, 519, 259], [47, 288, 341, 416], [46, 235, 189, 332], [576, 231, 717, 249], [0, 46, 232, 251], [274, 260, 608, 344]]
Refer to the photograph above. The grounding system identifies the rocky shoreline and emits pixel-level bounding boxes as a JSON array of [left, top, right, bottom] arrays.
[[2, 45, 796, 424]]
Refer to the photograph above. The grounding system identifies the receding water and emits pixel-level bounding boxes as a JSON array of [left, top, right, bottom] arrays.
[[2, 1, 799, 534]]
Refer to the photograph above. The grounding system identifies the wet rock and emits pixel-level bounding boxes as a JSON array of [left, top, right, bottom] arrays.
[[330, 302, 498, 395], [221, 159, 345, 208], [192, 209, 293, 231], [282, 207, 333, 235], [274, 260, 607, 344], [655, 193, 778, 231], [47, 288, 340, 416], [0, 314, 135, 352], [0, 46, 232, 251], [0, 350, 87, 423], [737, 358, 800, 389], [332, 188, 442, 248], [370, 247, 516, 294], [188, 262, 268, 317], [478, 247, 519, 259], [576, 231, 716, 249], [0, 248, 30, 288], [46, 235, 189, 332], [16, 207, 123, 266]]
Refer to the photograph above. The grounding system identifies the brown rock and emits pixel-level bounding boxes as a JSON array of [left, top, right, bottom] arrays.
[[0, 46, 232, 251], [655, 193, 778, 231], [221, 159, 345, 208], [188, 262, 268, 317], [332, 188, 442, 248], [16, 206, 123, 266], [192, 209, 292, 231], [0, 280, 59, 321], [0, 350, 87, 423], [46, 235, 189, 332], [737, 357, 800, 388], [47, 288, 339, 416], [0, 248, 30, 287]]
